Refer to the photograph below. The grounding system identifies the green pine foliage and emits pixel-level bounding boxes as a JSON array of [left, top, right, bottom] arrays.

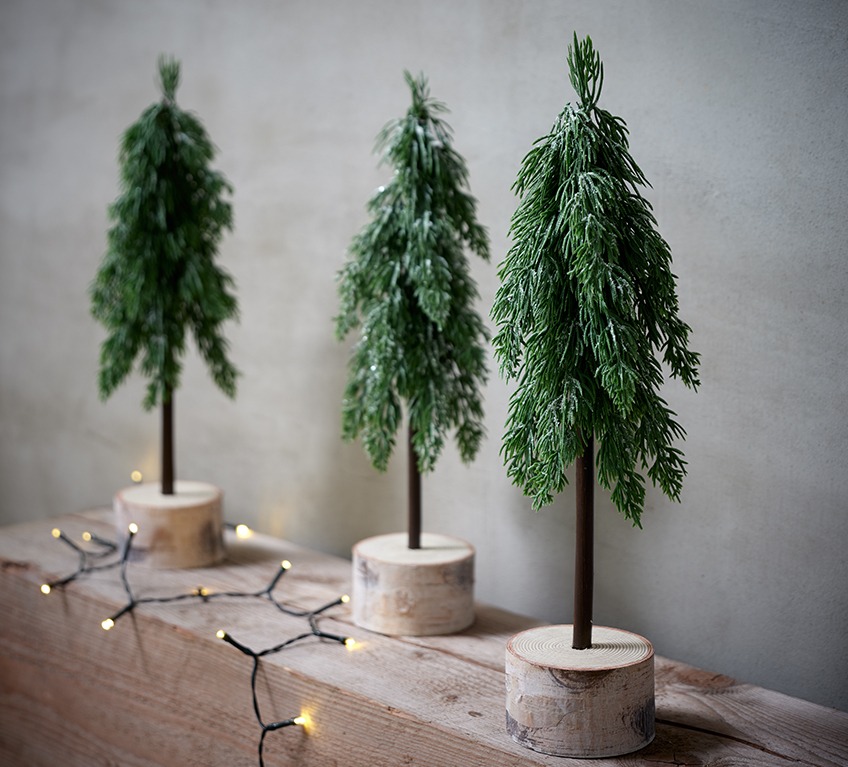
[[336, 72, 490, 473], [90, 56, 238, 410], [491, 35, 700, 526]]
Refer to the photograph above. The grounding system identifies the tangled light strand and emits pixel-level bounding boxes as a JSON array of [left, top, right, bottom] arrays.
[[39, 526, 120, 594], [217, 608, 354, 767], [41, 523, 355, 766]]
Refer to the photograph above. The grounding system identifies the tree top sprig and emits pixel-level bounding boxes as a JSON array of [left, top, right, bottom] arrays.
[[158, 55, 180, 103]]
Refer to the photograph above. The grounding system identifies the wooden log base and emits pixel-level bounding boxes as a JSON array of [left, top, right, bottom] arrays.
[[505, 624, 655, 758], [113, 481, 224, 569], [353, 532, 474, 636]]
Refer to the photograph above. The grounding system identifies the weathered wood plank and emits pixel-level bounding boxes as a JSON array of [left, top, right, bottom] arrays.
[[654, 660, 848, 766], [1, 512, 846, 767]]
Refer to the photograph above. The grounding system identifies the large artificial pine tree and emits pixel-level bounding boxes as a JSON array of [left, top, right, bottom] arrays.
[[492, 35, 700, 648], [90, 56, 238, 495], [336, 72, 490, 549]]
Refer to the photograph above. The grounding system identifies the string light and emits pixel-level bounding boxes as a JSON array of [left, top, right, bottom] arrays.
[[130, 470, 143, 483], [43, 522, 355, 766], [235, 524, 253, 539], [215, 611, 351, 767], [224, 521, 254, 540], [39, 526, 119, 594]]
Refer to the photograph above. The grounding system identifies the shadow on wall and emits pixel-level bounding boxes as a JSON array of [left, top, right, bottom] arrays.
[[311, 437, 406, 557], [254, 342, 405, 560]]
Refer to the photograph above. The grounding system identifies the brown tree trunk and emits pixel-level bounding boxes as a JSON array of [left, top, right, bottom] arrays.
[[161, 389, 174, 495], [408, 423, 421, 550], [573, 434, 594, 649]]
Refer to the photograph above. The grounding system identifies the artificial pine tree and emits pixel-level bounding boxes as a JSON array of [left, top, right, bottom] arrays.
[[492, 35, 700, 650], [336, 71, 489, 550], [91, 56, 238, 496]]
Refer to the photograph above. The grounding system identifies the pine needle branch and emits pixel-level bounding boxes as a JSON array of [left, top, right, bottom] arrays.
[[336, 72, 489, 475], [90, 56, 239, 412], [492, 35, 699, 526]]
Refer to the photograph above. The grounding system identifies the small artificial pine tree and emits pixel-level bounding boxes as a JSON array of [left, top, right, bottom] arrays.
[[336, 72, 490, 549], [491, 35, 700, 648], [90, 56, 238, 495]]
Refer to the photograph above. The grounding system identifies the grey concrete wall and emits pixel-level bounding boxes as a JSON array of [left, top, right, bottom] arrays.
[[2, 0, 846, 711]]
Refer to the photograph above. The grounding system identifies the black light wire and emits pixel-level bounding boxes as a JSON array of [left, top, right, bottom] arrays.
[[42, 523, 354, 766]]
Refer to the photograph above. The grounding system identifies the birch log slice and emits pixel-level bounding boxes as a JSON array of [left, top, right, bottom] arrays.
[[352, 532, 474, 636], [505, 624, 655, 758], [114, 481, 224, 569]]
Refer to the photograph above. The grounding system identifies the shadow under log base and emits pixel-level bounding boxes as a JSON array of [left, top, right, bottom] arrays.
[[505, 624, 655, 758], [352, 532, 474, 636], [113, 481, 224, 569]]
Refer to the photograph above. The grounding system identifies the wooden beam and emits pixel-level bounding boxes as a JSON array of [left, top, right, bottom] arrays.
[[1, 511, 846, 767]]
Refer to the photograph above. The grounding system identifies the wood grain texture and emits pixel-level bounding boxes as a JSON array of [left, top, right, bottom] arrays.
[[114, 481, 224, 568], [505, 625, 655, 757], [1, 511, 847, 767], [352, 532, 474, 636]]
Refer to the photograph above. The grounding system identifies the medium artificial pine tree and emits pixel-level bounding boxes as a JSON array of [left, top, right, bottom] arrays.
[[491, 35, 700, 647], [90, 56, 239, 495], [336, 72, 490, 549]]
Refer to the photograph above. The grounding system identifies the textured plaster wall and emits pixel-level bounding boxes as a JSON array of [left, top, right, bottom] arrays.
[[1, 0, 846, 711]]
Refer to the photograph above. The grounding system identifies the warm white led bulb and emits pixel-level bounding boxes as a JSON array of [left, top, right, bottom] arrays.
[[344, 638, 356, 650], [82, 531, 92, 542], [128, 522, 139, 535], [281, 560, 292, 571], [101, 618, 115, 631], [340, 594, 350, 604], [51, 528, 61, 539], [293, 715, 307, 727], [216, 629, 226, 640], [40, 584, 51, 595], [235, 524, 252, 539], [130, 470, 143, 483]]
